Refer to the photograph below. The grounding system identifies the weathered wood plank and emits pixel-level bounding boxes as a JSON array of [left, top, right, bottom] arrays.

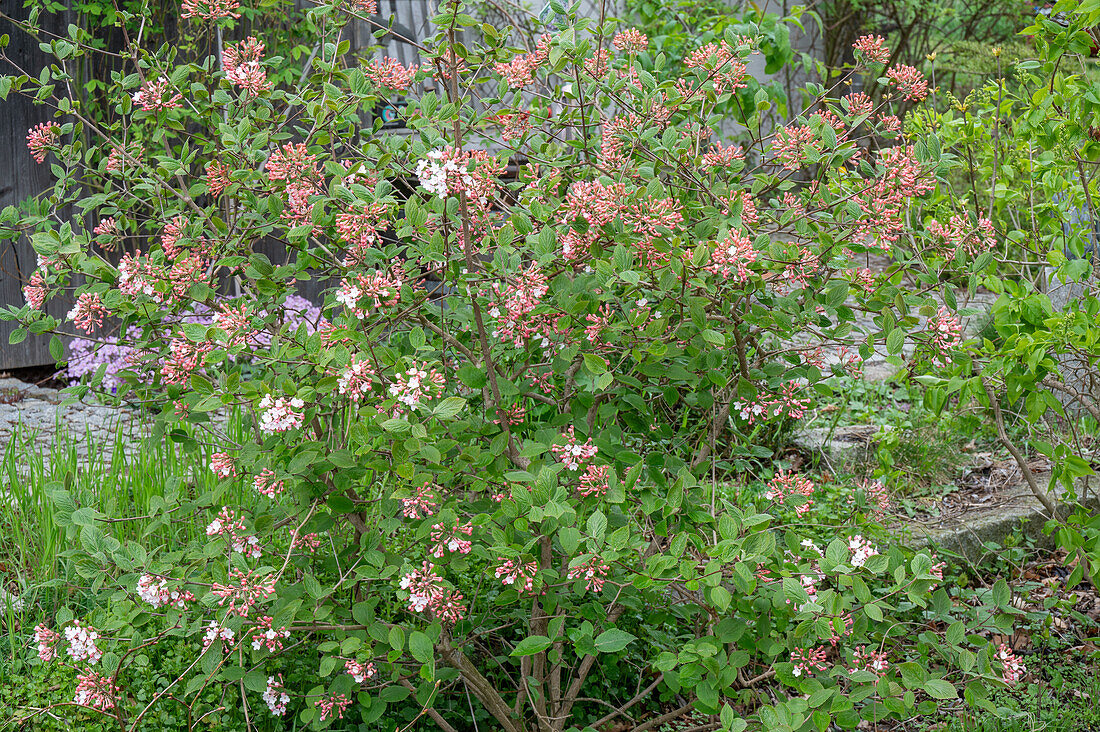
[[0, 4, 71, 370]]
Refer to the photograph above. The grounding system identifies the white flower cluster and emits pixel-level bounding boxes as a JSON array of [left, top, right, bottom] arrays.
[[263, 676, 290, 716], [231, 533, 263, 559], [65, 621, 103, 664], [848, 535, 879, 567], [135, 573, 193, 608], [258, 394, 305, 433], [136, 574, 170, 608], [414, 149, 475, 200], [202, 620, 234, 650]]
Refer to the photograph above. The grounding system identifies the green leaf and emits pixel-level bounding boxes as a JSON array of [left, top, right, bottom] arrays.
[[586, 510, 607, 541], [457, 365, 487, 388], [433, 396, 466, 419], [924, 679, 957, 700], [593, 628, 636, 653], [885, 328, 905, 355], [583, 353, 608, 374], [388, 625, 405, 652], [409, 631, 434, 663], [511, 635, 552, 656]]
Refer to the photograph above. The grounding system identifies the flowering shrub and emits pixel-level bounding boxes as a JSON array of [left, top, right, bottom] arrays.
[[1, 1, 1024, 729]]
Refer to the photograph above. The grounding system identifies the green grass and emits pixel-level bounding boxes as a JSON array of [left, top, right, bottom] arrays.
[[930, 652, 1100, 732], [0, 415, 250, 632]]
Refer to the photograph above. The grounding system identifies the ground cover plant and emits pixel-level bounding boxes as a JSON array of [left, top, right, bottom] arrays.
[[0, 0, 1078, 730]]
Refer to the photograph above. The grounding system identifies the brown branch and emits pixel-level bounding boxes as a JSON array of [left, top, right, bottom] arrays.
[[439, 635, 524, 732], [633, 702, 695, 732], [589, 675, 663, 729], [979, 375, 1056, 515], [399, 680, 460, 732]]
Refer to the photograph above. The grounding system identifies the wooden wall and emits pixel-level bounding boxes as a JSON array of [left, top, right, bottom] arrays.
[[0, 3, 71, 370]]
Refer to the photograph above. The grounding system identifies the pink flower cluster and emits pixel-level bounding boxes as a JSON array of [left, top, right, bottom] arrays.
[[601, 114, 642, 168], [613, 29, 648, 52], [791, 646, 829, 677], [27, 122, 60, 163], [429, 521, 473, 558], [488, 265, 557, 349], [364, 57, 417, 92], [207, 161, 230, 195], [401, 481, 439, 519], [706, 230, 757, 282], [74, 670, 119, 710], [567, 556, 610, 592], [250, 615, 290, 651], [67, 292, 108, 333], [494, 34, 551, 88], [24, 272, 47, 309], [211, 451, 237, 478], [211, 568, 276, 617], [336, 268, 402, 317], [206, 506, 262, 558], [202, 620, 235, 651], [93, 217, 118, 250], [132, 77, 182, 111], [316, 693, 352, 722], [345, 658, 377, 683], [844, 91, 875, 117], [577, 464, 609, 498], [181, 0, 240, 20], [337, 357, 375, 402], [264, 675, 290, 716], [701, 141, 744, 169], [334, 203, 387, 258], [161, 337, 213, 385], [848, 535, 879, 567], [399, 561, 466, 622], [853, 35, 890, 64], [561, 180, 626, 261], [929, 306, 963, 356], [387, 363, 445, 411], [253, 469, 285, 498], [772, 124, 820, 170], [732, 381, 810, 424], [495, 558, 538, 594], [887, 65, 930, 101], [65, 621, 103, 665], [223, 37, 271, 95], [34, 624, 60, 662], [552, 426, 598, 471], [499, 111, 532, 142], [765, 470, 815, 516], [267, 142, 321, 231], [136, 573, 194, 609], [855, 145, 934, 249], [851, 646, 890, 677], [860, 479, 892, 516], [927, 214, 995, 259], [997, 643, 1026, 684], [414, 147, 503, 207], [685, 41, 749, 94]]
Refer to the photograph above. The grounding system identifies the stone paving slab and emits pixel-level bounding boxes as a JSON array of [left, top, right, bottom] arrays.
[[899, 476, 1100, 563]]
